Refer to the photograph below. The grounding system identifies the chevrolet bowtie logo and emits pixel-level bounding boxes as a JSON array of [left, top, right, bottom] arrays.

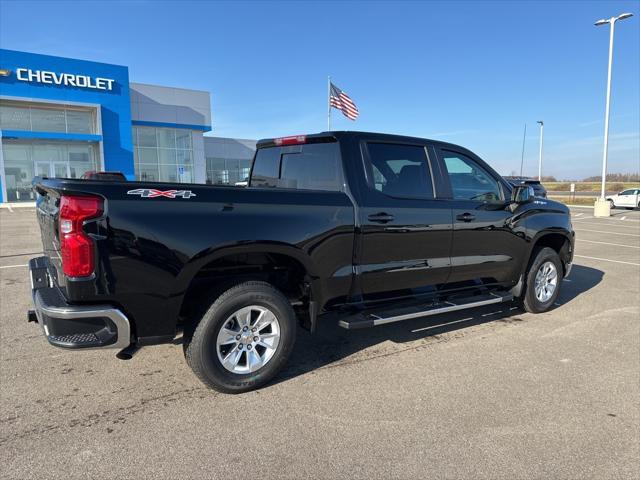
[[0, 69, 11, 77]]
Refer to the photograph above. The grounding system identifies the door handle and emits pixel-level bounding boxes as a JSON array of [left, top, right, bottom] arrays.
[[368, 212, 395, 223], [456, 212, 476, 222]]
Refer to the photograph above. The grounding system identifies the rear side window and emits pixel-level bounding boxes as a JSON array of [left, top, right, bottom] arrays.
[[250, 143, 344, 191], [365, 143, 434, 199]]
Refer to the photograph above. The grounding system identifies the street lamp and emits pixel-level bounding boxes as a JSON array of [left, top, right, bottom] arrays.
[[593, 12, 634, 217], [537, 121, 544, 180]]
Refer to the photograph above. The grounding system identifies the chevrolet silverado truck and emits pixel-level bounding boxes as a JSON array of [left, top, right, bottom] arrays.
[[29, 131, 574, 393]]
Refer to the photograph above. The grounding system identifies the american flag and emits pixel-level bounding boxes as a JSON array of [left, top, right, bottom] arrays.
[[330, 82, 359, 121]]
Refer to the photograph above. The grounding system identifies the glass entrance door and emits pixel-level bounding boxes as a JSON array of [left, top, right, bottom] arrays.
[[35, 162, 50, 177], [35, 161, 69, 178], [52, 162, 70, 178]]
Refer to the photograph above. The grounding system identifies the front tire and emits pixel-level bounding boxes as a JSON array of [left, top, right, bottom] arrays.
[[521, 247, 563, 313], [608, 199, 615, 209], [184, 281, 297, 393]]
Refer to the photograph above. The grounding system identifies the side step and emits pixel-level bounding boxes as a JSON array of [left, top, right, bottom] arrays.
[[338, 292, 514, 329]]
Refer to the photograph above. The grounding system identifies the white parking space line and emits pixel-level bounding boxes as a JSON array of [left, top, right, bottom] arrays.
[[574, 228, 640, 237], [578, 239, 640, 249], [574, 255, 640, 267], [0, 264, 28, 269], [572, 220, 640, 229]]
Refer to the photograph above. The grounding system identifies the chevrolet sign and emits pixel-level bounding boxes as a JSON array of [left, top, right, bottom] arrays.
[[14, 68, 115, 91]]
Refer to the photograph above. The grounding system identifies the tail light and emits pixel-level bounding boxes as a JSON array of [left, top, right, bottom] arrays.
[[59, 195, 103, 277]]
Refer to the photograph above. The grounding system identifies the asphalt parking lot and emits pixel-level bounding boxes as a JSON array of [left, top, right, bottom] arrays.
[[1, 205, 639, 479]]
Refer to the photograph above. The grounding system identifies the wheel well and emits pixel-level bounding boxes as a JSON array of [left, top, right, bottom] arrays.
[[532, 233, 571, 273], [178, 252, 311, 329]]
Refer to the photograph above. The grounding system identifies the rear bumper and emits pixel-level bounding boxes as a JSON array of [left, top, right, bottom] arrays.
[[29, 257, 131, 350]]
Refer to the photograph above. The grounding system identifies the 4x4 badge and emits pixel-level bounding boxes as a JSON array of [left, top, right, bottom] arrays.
[[127, 188, 196, 199]]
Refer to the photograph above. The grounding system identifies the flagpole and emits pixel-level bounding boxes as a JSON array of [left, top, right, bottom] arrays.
[[327, 75, 331, 131]]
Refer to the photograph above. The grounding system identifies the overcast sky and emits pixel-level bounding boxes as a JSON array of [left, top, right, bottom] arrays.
[[1, 0, 638, 179]]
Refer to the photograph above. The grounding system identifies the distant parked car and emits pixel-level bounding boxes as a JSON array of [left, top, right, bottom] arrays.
[[506, 177, 547, 198], [606, 188, 640, 209]]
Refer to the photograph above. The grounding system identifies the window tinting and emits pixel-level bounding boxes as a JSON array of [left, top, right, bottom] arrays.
[[250, 143, 344, 191], [365, 143, 434, 199], [442, 151, 502, 203], [250, 147, 280, 187]]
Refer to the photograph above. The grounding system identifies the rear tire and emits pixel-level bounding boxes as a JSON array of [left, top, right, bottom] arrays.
[[184, 281, 296, 393], [521, 247, 563, 313]]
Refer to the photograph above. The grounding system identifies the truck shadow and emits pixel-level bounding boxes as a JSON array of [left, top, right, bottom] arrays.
[[273, 264, 603, 386]]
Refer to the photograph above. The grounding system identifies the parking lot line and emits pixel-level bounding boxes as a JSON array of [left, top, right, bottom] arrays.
[[572, 220, 640, 229], [0, 264, 28, 269], [578, 239, 640, 249], [574, 254, 640, 266], [574, 228, 640, 237]]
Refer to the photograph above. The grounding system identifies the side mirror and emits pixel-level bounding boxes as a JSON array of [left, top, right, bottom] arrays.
[[512, 185, 534, 204]]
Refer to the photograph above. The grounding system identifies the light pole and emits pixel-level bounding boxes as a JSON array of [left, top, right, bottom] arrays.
[[594, 12, 634, 205], [537, 121, 544, 180]]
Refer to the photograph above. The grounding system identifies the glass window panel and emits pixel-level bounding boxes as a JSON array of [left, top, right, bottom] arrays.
[[442, 151, 503, 203], [177, 165, 193, 183], [32, 144, 64, 162], [279, 143, 344, 191], [67, 144, 92, 163], [250, 148, 280, 187], [158, 148, 176, 164], [0, 105, 31, 130], [157, 128, 176, 149], [30, 108, 67, 132], [138, 147, 158, 164], [159, 164, 178, 183], [65, 109, 93, 134], [69, 161, 97, 179], [137, 127, 157, 147], [176, 149, 192, 165], [365, 143, 433, 198], [176, 130, 192, 149], [137, 164, 159, 182]]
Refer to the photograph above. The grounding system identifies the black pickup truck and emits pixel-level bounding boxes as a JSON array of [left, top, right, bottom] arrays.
[[29, 131, 574, 393]]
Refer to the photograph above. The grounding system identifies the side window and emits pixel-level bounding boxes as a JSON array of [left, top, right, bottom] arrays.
[[250, 143, 344, 191], [442, 151, 503, 203], [365, 143, 434, 199], [280, 143, 344, 191], [250, 147, 280, 187], [620, 189, 635, 196]]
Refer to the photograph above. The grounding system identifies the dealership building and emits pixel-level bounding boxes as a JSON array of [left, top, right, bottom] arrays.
[[0, 49, 256, 203]]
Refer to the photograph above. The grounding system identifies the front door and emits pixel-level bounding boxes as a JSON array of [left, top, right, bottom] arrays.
[[437, 148, 525, 288], [358, 141, 453, 301]]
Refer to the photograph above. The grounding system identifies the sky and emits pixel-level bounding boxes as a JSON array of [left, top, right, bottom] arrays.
[[1, 0, 639, 180]]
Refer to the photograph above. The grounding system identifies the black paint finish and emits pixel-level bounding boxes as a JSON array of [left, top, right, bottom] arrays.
[[32, 131, 574, 344]]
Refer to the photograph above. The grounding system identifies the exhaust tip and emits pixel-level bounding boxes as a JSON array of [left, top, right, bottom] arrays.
[[116, 344, 140, 360]]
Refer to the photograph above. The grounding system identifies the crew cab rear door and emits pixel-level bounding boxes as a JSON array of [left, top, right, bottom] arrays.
[[436, 147, 525, 287], [356, 139, 453, 301]]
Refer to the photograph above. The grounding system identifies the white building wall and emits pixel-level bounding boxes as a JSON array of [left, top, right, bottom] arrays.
[[129, 83, 211, 127]]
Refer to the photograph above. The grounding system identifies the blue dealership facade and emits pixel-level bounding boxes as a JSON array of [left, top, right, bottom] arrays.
[[0, 49, 255, 203]]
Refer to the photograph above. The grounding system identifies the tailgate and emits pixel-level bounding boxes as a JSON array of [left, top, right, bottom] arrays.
[[34, 185, 64, 288]]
